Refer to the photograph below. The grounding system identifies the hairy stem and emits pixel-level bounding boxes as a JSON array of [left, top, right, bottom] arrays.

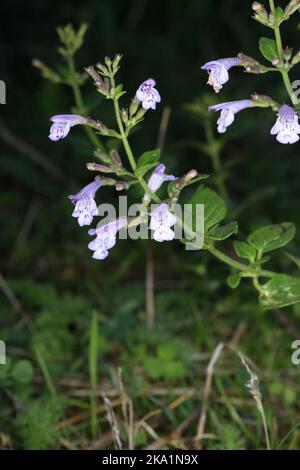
[[66, 54, 103, 149], [269, 0, 297, 105], [208, 245, 275, 278], [204, 121, 230, 206]]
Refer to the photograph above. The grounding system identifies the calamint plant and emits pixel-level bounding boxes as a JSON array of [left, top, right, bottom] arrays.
[[202, 0, 300, 144], [34, 2, 300, 311]]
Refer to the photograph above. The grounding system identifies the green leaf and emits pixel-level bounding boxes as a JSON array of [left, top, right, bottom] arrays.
[[103, 129, 121, 139], [208, 221, 238, 240], [233, 240, 257, 263], [247, 223, 296, 255], [227, 273, 241, 289], [136, 149, 161, 177], [275, 6, 284, 22], [260, 274, 300, 309], [189, 185, 227, 232], [11, 360, 33, 383], [113, 84, 126, 100], [259, 37, 278, 62]]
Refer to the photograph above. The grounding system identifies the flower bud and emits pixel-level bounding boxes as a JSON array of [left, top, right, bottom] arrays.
[[112, 54, 122, 71], [292, 50, 300, 65], [86, 118, 109, 135], [251, 93, 279, 110], [252, 2, 263, 11], [129, 97, 140, 117], [96, 62, 109, 75], [94, 149, 111, 163], [110, 150, 122, 166], [184, 169, 198, 183], [252, 2, 268, 23], [115, 181, 128, 191], [238, 52, 267, 73], [85, 66, 109, 94], [86, 162, 112, 173], [95, 176, 116, 186], [284, 47, 293, 61], [272, 57, 280, 66], [285, 0, 300, 18], [135, 107, 148, 121], [104, 56, 112, 68], [121, 108, 129, 124], [85, 66, 102, 85], [268, 12, 275, 25]]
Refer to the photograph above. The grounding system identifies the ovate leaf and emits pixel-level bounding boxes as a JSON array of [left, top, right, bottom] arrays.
[[259, 37, 278, 62], [260, 274, 300, 309], [136, 149, 161, 177], [208, 221, 238, 240], [227, 273, 241, 289], [189, 185, 227, 232], [247, 223, 295, 255], [275, 6, 284, 22], [234, 240, 257, 263]]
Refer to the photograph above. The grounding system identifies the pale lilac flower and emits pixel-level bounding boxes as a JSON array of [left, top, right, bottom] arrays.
[[201, 58, 240, 93], [270, 105, 300, 144], [144, 164, 176, 202], [209, 99, 253, 133], [69, 180, 102, 227], [135, 79, 161, 110], [49, 114, 87, 141], [150, 203, 177, 242], [88, 218, 127, 260]]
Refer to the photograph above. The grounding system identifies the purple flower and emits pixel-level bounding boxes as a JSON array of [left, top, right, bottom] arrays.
[[270, 105, 300, 144], [201, 58, 240, 93], [150, 203, 177, 242], [209, 99, 253, 133], [136, 79, 161, 110], [144, 164, 176, 202], [69, 180, 102, 227], [49, 114, 87, 141], [88, 218, 127, 260]]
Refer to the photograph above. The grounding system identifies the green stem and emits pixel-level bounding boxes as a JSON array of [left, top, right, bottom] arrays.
[[208, 245, 275, 278], [89, 311, 99, 438], [204, 121, 230, 206], [34, 346, 57, 399], [269, 0, 297, 104], [66, 54, 103, 149], [110, 73, 161, 203]]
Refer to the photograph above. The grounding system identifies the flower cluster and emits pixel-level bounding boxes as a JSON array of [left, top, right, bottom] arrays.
[[202, 39, 300, 145], [48, 71, 184, 261]]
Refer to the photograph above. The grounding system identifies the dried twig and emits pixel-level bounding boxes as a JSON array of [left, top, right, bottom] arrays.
[[146, 242, 154, 328], [145, 106, 172, 329], [102, 393, 122, 450], [117, 368, 135, 450], [236, 350, 271, 450], [196, 342, 224, 442]]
